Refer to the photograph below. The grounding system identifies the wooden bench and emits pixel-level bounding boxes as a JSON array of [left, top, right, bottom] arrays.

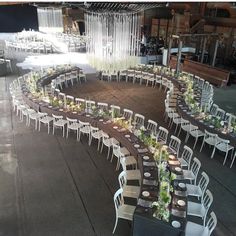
[[170, 56, 230, 87]]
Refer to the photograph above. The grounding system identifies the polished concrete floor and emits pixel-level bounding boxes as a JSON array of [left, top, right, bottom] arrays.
[[0, 71, 236, 236]]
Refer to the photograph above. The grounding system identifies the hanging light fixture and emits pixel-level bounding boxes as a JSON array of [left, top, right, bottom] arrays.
[[85, 11, 141, 72]]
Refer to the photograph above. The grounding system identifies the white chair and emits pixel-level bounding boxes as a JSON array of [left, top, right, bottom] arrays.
[[215, 108, 225, 120], [112, 188, 136, 234], [85, 100, 96, 114], [200, 130, 218, 155], [146, 73, 155, 87], [78, 121, 91, 142], [155, 75, 162, 89], [123, 108, 133, 121], [212, 137, 234, 165], [171, 112, 183, 134], [118, 171, 140, 199], [183, 157, 201, 185], [146, 119, 158, 136], [187, 189, 213, 220], [168, 135, 181, 157], [210, 104, 218, 116], [120, 157, 141, 183], [178, 118, 191, 141], [186, 171, 209, 199], [185, 211, 217, 236], [110, 105, 121, 118], [100, 132, 119, 159], [52, 114, 67, 137], [89, 126, 103, 150], [66, 117, 80, 140], [97, 102, 108, 111], [38, 113, 54, 134], [134, 71, 142, 84], [111, 143, 130, 170], [156, 126, 169, 144], [75, 98, 85, 111], [126, 70, 135, 83], [187, 124, 204, 149], [28, 111, 46, 130], [133, 113, 145, 128], [178, 145, 193, 170]]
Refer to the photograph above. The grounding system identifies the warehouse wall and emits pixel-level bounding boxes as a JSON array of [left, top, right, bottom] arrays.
[[0, 4, 38, 32]]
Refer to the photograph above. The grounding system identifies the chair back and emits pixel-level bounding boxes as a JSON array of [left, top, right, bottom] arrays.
[[191, 157, 201, 183], [210, 104, 218, 116], [97, 102, 108, 111], [113, 188, 124, 214], [156, 126, 169, 144], [134, 113, 145, 127], [147, 119, 157, 135], [123, 108, 133, 120], [120, 157, 127, 172], [205, 212, 217, 235], [52, 114, 63, 121], [216, 108, 225, 120], [181, 145, 193, 168], [169, 135, 181, 156], [202, 190, 213, 222], [198, 172, 209, 196], [118, 171, 127, 189], [110, 105, 121, 118], [113, 143, 121, 158]]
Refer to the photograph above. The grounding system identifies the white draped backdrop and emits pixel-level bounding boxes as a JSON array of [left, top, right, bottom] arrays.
[[37, 7, 63, 33], [85, 12, 141, 72]]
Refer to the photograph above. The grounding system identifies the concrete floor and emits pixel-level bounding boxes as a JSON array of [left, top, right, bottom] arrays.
[[0, 71, 236, 236]]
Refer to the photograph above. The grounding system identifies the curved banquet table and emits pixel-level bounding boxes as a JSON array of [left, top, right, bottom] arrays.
[[21, 80, 187, 236], [177, 97, 236, 147]]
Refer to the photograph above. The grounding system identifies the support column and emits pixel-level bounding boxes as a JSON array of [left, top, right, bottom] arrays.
[[167, 36, 172, 66], [212, 39, 219, 67], [176, 40, 182, 74], [201, 37, 207, 63]]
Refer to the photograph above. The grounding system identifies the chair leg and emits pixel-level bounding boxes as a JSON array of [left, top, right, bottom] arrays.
[[200, 140, 205, 152], [48, 124, 50, 134], [107, 147, 111, 160], [223, 151, 228, 165], [211, 146, 216, 159], [185, 133, 190, 143], [97, 139, 100, 151], [112, 217, 118, 234], [193, 137, 198, 149], [100, 143, 104, 153], [66, 128, 69, 138], [230, 153, 236, 168]]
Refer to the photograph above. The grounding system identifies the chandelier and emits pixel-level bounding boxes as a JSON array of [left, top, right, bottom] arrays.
[[85, 12, 141, 72]]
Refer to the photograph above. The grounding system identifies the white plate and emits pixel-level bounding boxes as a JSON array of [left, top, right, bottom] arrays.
[[178, 183, 186, 188], [142, 191, 150, 197], [72, 111, 77, 114], [125, 134, 130, 138], [144, 172, 151, 177], [143, 156, 150, 160], [86, 114, 91, 117], [177, 200, 186, 207], [175, 167, 182, 172], [209, 125, 214, 128], [169, 155, 175, 160], [59, 109, 63, 111], [134, 144, 140, 148], [48, 105, 52, 108], [113, 126, 118, 129], [172, 221, 181, 228], [99, 119, 103, 122]]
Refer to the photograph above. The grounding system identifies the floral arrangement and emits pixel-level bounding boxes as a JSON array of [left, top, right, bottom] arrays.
[[152, 162, 176, 222]]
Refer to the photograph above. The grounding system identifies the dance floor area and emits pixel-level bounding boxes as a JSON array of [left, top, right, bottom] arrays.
[[1, 70, 236, 236]]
